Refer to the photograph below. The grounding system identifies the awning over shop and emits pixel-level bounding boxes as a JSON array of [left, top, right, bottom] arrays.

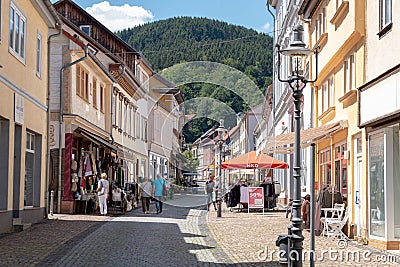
[[78, 128, 117, 151], [263, 120, 348, 154], [222, 150, 289, 170]]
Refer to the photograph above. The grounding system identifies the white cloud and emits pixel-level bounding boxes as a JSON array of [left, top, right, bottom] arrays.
[[260, 22, 272, 33], [85, 1, 154, 32]]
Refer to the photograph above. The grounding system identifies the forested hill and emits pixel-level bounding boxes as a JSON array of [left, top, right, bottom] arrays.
[[116, 17, 273, 92], [116, 17, 273, 142]]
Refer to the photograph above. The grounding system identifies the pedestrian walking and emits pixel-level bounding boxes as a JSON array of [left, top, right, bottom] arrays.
[[152, 173, 166, 214], [96, 173, 109, 215], [204, 175, 217, 211], [139, 177, 152, 214]]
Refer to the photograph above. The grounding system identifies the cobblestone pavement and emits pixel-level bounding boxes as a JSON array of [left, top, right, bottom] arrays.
[[206, 206, 400, 266], [0, 202, 399, 267], [0, 203, 231, 267]]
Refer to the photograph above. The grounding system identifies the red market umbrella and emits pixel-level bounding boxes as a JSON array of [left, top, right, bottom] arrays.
[[221, 150, 289, 170]]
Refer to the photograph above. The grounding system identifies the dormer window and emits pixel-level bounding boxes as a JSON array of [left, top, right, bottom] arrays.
[[80, 25, 91, 36]]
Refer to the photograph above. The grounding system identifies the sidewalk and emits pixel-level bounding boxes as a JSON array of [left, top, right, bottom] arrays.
[[206, 208, 400, 266]]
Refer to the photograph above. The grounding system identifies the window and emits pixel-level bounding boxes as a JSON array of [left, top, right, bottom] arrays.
[[369, 132, 385, 237], [344, 55, 354, 94], [36, 32, 42, 77], [124, 101, 128, 133], [24, 131, 41, 207], [322, 76, 334, 112], [118, 95, 123, 129], [80, 25, 91, 36], [334, 143, 347, 197], [92, 78, 97, 108], [100, 84, 104, 113], [315, 7, 326, 43], [9, 2, 26, 62], [142, 117, 147, 141], [319, 149, 332, 186], [112, 89, 118, 126], [380, 0, 392, 30], [76, 65, 89, 101], [136, 113, 140, 138]]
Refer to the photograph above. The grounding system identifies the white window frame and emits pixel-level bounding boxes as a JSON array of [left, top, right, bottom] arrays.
[[344, 55, 354, 94], [9, 1, 26, 63], [380, 0, 392, 30], [36, 31, 42, 78], [80, 25, 91, 36], [136, 112, 140, 138]]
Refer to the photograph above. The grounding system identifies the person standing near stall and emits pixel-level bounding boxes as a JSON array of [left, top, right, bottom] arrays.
[[152, 174, 166, 214], [97, 173, 109, 215], [139, 177, 152, 214]]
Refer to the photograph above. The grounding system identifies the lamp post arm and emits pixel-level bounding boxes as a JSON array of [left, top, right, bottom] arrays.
[[307, 46, 320, 84]]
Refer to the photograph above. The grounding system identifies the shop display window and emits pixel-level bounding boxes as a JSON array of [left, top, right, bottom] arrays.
[[369, 132, 385, 237]]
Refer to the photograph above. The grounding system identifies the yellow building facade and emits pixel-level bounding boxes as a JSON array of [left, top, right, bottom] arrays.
[[299, 0, 367, 240], [0, 0, 58, 233]]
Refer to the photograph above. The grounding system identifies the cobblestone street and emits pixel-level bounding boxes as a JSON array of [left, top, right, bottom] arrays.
[[0, 201, 399, 266]]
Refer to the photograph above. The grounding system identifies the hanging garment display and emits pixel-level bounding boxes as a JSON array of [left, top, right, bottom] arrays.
[[84, 154, 93, 177]]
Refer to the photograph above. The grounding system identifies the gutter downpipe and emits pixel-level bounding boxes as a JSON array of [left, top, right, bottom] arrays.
[[57, 46, 88, 213], [45, 0, 62, 217], [299, 13, 315, 267]]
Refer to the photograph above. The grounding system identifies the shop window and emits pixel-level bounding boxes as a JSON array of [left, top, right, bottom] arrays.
[[334, 143, 347, 197], [394, 126, 400, 238], [369, 132, 385, 237], [9, 1, 26, 63], [319, 149, 331, 187]]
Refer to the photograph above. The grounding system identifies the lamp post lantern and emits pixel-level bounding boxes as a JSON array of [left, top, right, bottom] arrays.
[[276, 24, 318, 267], [216, 119, 227, 218]]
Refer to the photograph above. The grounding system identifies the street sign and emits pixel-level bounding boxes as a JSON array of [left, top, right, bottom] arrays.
[[248, 187, 264, 214]]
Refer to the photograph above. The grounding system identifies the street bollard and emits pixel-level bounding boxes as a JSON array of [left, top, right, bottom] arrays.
[[50, 190, 54, 216], [275, 234, 289, 266]]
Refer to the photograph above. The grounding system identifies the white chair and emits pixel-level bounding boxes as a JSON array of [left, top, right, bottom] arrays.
[[325, 205, 351, 240], [320, 203, 345, 236]]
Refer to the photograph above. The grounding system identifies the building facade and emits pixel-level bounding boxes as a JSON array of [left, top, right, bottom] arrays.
[[0, 0, 59, 233], [358, 0, 400, 250]]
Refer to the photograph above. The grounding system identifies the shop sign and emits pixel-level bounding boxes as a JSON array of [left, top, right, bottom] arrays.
[[248, 187, 264, 211], [15, 93, 24, 125]]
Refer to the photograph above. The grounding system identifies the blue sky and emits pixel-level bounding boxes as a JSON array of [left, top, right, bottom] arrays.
[[65, 0, 274, 33]]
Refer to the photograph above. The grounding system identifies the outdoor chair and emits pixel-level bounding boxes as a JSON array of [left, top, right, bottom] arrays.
[[324, 205, 351, 240], [320, 203, 345, 236]]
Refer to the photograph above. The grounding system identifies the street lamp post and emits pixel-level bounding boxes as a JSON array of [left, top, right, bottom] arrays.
[[216, 119, 227, 218], [276, 24, 318, 267]]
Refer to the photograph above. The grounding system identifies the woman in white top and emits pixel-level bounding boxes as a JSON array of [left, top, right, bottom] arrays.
[[97, 173, 109, 215]]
